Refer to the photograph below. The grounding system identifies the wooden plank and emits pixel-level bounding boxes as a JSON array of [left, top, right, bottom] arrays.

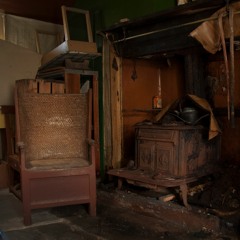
[[110, 51, 122, 168], [14, 87, 20, 146], [65, 72, 80, 93], [15, 79, 37, 93], [158, 194, 176, 202], [52, 82, 65, 94], [93, 74, 100, 173], [38, 80, 51, 93], [61, 6, 70, 41], [85, 11, 93, 42], [28, 80, 38, 93], [67, 40, 97, 53], [103, 39, 113, 168], [3, 113, 15, 156], [88, 89, 93, 141], [108, 168, 197, 187]]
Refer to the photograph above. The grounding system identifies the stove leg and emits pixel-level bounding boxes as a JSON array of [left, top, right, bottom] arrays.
[[180, 183, 191, 210], [118, 177, 123, 189]]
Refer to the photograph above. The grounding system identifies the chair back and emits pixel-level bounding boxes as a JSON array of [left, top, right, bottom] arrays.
[[15, 81, 91, 168]]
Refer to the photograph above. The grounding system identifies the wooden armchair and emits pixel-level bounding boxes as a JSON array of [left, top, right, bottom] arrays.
[[9, 79, 96, 225]]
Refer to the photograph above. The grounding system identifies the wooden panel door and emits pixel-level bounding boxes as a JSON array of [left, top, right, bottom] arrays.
[[155, 142, 176, 176], [137, 140, 155, 172]]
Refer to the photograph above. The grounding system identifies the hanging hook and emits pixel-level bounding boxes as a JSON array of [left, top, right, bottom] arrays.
[[131, 60, 137, 81]]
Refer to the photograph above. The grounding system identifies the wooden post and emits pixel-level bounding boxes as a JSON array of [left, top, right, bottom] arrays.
[[103, 39, 112, 169], [110, 51, 123, 168], [65, 73, 81, 93], [93, 74, 100, 174]]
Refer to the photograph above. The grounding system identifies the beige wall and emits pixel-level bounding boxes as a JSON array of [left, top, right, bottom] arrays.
[[0, 39, 41, 160], [0, 39, 41, 105], [0, 12, 5, 40]]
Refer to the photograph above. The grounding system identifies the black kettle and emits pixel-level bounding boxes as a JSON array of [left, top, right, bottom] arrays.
[[171, 107, 208, 125], [180, 107, 199, 123]]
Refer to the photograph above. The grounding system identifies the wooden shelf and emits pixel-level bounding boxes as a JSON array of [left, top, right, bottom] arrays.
[[37, 67, 98, 79]]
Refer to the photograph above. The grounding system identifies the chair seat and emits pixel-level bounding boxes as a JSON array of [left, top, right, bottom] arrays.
[[8, 155, 90, 170], [26, 158, 90, 170]]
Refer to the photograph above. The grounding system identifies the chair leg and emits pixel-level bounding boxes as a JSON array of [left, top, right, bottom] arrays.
[[88, 168, 96, 216], [23, 206, 32, 226], [21, 178, 32, 225], [89, 200, 96, 217]]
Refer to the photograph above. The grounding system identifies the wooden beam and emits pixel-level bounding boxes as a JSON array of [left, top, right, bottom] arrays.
[[103, 39, 113, 168], [110, 52, 123, 168]]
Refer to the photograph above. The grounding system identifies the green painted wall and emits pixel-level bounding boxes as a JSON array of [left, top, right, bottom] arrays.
[[75, 0, 176, 30]]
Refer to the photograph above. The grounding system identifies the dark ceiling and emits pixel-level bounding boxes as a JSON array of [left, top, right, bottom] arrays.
[[0, 0, 76, 24]]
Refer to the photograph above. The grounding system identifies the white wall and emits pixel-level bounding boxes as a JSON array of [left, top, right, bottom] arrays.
[[0, 39, 41, 105], [5, 14, 63, 54]]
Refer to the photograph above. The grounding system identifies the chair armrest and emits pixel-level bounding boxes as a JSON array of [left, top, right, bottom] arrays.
[[17, 141, 25, 149], [87, 139, 95, 146], [87, 139, 96, 168], [16, 141, 26, 169]]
